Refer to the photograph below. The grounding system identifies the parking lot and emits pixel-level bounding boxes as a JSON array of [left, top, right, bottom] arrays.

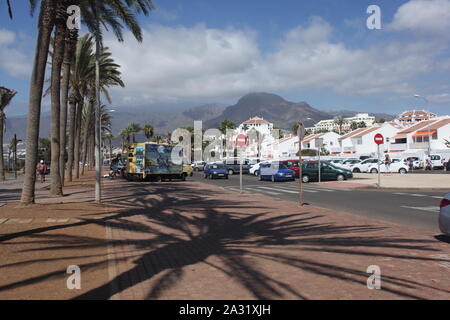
[[190, 171, 448, 233]]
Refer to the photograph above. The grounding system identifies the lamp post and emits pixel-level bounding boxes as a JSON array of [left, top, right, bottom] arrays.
[[94, 0, 102, 203], [413, 94, 431, 157]]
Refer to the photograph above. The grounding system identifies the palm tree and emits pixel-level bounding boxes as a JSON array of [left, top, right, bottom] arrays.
[[350, 121, 358, 131], [119, 127, 132, 151], [0, 87, 18, 181], [126, 123, 141, 143], [219, 120, 236, 135], [242, 124, 249, 132], [334, 116, 347, 135], [21, 0, 155, 204], [103, 133, 114, 164], [154, 135, 164, 144], [143, 124, 154, 141], [291, 122, 299, 135]]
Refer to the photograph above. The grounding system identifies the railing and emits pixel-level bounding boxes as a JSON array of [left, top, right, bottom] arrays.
[[389, 143, 407, 151], [408, 142, 429, 150]]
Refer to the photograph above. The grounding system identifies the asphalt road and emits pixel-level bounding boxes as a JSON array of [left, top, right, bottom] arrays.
[[190, 172, 448, 233]]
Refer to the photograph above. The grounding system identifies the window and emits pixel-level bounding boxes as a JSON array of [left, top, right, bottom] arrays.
[[432, 132, 438, 140], [306, 162, 318, 169]]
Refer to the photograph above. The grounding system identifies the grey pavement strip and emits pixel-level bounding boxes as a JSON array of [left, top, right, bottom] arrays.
[[400, 206, 440, 213], [106, 222, 120, 300]]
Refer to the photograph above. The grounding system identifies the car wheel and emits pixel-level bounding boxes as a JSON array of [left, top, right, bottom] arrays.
[[225, 175, 229, 179], [337, 174, 345, 181], [370, 168, 378, 174], [271, 175, 275, 182], [181, 173, 186, 181], [353, 168, 360, 173], [399, 168, 407, 174], [155, 176, 162, 182], [258, 174, 263, 181], [228, 169, 234, 175], [194, 167, 198, 172], [204, 174, 208, 179], [209, 174, 213, 179], [254, 170, 259, 176], [302, 175, 309, 183]]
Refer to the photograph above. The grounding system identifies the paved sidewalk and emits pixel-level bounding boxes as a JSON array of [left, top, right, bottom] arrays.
[[351, 173, 450, 189], [1, 175, 449, 300], [81, 179, 449, 300]]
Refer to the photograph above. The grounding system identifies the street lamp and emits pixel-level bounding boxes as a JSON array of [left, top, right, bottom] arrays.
[[413, 94, 431, 156]]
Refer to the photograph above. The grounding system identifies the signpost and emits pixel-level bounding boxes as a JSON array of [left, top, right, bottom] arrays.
[[236, 134, 248, 194], [374, 133, 384, 188], [316, 138, 324, 183], [297, 123, 305, 206]]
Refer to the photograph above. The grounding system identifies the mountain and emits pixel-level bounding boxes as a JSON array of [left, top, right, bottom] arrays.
[[3, 93, 396, 144], [205, 92, 331, 129]]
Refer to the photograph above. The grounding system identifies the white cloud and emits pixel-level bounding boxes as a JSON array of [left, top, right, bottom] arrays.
[[0, 29, 32, 78], [390, 0, 450, 33], [105, 18, 447, 106]]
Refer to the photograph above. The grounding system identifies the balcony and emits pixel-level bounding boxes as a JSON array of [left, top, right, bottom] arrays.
[[408, 142, 429, 150], [389, 143, 407, 151]]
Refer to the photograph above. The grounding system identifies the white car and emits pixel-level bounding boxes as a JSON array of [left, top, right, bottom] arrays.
[[337, 159, 360, 171], [439, 193, 450, 235], [351, 158, 379, 173], [250, 162, 267, 176], [329, 159, 349, 169], [367, 158, 409, 174]]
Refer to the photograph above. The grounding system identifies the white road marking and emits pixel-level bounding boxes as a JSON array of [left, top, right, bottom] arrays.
[[400, 206, 440, 213], [256, 186, 309, 194]]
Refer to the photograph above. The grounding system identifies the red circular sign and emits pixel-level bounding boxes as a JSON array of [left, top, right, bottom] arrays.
[[236, 134, 248, 147], [374, 133, 384, 145]]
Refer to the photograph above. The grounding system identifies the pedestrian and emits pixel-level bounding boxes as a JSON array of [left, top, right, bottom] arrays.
[[36, 160, 47, 183], [446, 158, 450, 172], [384, 154, 391, 174], [425, 157, 432, 171], [408, 158, 414, 171]]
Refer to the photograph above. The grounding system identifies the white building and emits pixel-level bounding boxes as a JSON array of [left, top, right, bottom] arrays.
[[313, 113, 375, 133], [397, 110, 437, 123], [239, 116, 274, 137]]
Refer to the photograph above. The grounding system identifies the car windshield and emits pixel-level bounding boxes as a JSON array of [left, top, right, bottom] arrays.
[[211, 164, 224, 169]]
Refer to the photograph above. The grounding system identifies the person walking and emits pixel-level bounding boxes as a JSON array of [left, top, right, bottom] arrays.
[[384, 154, 391, 174], [36, 160, 47, 183]]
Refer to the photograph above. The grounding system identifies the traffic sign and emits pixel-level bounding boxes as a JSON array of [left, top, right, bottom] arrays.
[[374, 133, 384, 145], [236, 134, 248, 147], [297, 123, 305, 140]]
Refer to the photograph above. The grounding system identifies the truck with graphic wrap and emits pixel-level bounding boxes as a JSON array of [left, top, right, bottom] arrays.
[[124, 142, 186, 181]]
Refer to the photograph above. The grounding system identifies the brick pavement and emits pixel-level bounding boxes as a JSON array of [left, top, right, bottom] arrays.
[[1, 174, 449, 300], [75, 178, 450, 300]]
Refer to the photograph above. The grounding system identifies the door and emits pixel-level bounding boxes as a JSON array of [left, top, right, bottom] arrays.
[[320, 162, 335, 181]]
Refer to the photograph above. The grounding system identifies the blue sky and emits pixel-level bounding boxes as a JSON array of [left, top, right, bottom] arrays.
[[1, 0, 450, 117]]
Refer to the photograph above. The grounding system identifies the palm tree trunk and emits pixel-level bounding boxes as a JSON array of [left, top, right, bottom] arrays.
[[81, 95, 94, 175], [66, 94, 76, 181], [59, 30, 70, 185], [74, 98, 83, 179], [49, 6, 66, 197], [0, 112, 5, 181], [21, 0, 56, 205]]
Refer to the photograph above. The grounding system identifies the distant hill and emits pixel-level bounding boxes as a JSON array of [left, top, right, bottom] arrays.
[[3, 93, 395, 144], [205, 92, 331, 130]]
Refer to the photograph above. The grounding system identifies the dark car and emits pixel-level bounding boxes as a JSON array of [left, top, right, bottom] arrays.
[[280, 159, 300, 178], [204, 163, 228, 179], [301, 161, 353, 183], [222, 158, 251, 175]]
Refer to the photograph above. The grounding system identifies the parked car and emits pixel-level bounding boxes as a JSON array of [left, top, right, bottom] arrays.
[[367, 158, 409, 174], [351, 158, 379, 173], [329, 159, 356, 170], [404, 157, 423, 169], [223, 158, 251, 175], [249, 161, 268, 176], [204, 163, 228, 179], [439, 193, 450, 235], [259, 162, 295, 182], [192, 161, 206, 171], [430, 155, 445, 170], [280, 159, 301, 177], [301, 161, 353, 183]]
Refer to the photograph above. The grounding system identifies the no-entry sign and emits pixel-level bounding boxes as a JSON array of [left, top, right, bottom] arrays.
[[236, 134, 248, 148], [374, 133, 384, 145]]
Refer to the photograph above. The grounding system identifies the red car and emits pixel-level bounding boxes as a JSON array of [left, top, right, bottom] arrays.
[[280, 160, 300, 178]]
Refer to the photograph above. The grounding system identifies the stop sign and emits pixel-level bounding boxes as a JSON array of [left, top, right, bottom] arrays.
[[236, 134, 248, 147], [374, 133, 384, 145]]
